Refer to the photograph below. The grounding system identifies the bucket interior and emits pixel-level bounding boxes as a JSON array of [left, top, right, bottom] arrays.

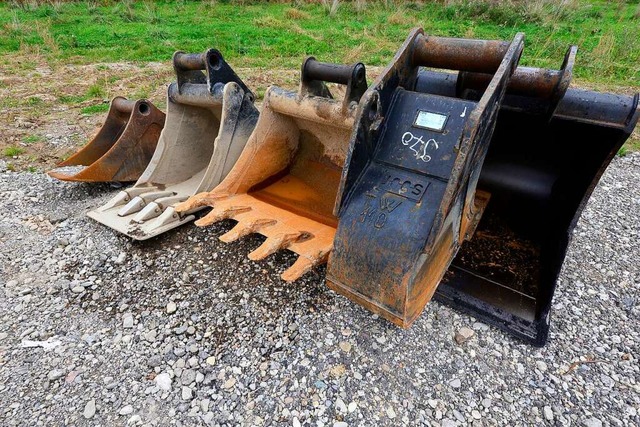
[[249, 115, 349, 228]]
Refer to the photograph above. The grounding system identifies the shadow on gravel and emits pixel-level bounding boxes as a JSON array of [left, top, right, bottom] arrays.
[[69, 216, 335, 339]]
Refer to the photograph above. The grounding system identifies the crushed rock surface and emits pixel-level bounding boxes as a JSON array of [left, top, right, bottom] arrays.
[[0, 153, 639, 426]]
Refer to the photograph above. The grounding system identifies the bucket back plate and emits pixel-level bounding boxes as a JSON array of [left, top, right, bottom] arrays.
[[428, 72, 640, 345]]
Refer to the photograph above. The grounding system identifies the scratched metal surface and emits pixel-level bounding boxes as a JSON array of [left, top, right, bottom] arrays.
[[328, 30, 525, 330]]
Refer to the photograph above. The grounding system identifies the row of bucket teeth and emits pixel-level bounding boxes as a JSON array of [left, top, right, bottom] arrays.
[[178, 194, 334, 282]]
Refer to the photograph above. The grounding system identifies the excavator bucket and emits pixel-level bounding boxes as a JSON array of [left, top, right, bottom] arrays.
[[48, 97, 165, 182], [327, 30, 524, 329], [177, 58, 368, 281], [417, 52, 640, 345], [87, 49, 258, 240]]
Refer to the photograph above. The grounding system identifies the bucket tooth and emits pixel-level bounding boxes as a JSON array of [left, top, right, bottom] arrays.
[[219, 217, 276, 243], [118, 196, 147, 216], [101, 191, 133, 211], [194, 205, 251, 227], [133, 201, 163, 222], [281, 257, 316, 282], [175, 191, 227, 213], [86, 48, 258, 240], [147, 206, 182, 229], [247, 231, 304, 261], [132, 195, 188, 223], [98, 187, 159, 212], [117, 191, 174, 216]]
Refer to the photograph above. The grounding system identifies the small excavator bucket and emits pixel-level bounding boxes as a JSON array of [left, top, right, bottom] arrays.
[[327, 30, 524, 329], [177, 58, 367, 281], [48, 97, 165, 182], [417, 52, 640, 345], [87, 49, 258, 240]]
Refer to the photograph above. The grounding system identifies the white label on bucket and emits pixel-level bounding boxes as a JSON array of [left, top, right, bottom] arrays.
[[414, 111, 447, 132]]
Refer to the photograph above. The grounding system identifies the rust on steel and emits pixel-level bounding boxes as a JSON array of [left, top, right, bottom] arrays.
[[413, 34, 512, 73], [458, 45, 577, 116], [177, 58, 367, 281], [174, 52, 207, 72], [48, 97, 165, 182]]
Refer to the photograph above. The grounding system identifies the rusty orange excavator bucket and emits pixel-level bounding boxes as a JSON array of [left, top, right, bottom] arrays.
[[48, 97, 165, 182], [176, 58, 367, 281]]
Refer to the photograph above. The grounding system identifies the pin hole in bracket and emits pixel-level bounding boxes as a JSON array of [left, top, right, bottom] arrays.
[[208, 51, 222, 70], [138, 102, 150, 116]]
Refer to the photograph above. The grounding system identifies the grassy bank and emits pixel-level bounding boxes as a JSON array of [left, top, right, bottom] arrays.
[[1, 0, 639, 86], [0, 1, 638, 163]]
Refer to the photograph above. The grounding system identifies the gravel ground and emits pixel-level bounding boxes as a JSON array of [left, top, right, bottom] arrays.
[[0, 153, 638, 427]]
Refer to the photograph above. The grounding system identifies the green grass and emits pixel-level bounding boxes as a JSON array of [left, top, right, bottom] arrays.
[[0, 96, 20, 109], [26, 96, 43, 106], [22, 134, 43, 144], [0, 1, 638, 86], [620, 133, 640, 155], [3, 146, 25, 157], [81, 103, 109, 115], [58, 94, 89, 104], [86, 83, 105, 98]]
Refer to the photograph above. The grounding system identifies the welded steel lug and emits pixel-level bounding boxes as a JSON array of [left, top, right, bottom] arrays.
[[454, 44, 577, 118], [300, 57, 368, 110], [174, 49, 254, 101]]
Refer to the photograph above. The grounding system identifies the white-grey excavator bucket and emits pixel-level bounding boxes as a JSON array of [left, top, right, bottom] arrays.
[[87, 49, 258, 240]]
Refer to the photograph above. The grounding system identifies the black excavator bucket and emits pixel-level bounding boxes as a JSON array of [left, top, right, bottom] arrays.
[[327, 29, 525, 329], [418, 51, 640, 346]]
